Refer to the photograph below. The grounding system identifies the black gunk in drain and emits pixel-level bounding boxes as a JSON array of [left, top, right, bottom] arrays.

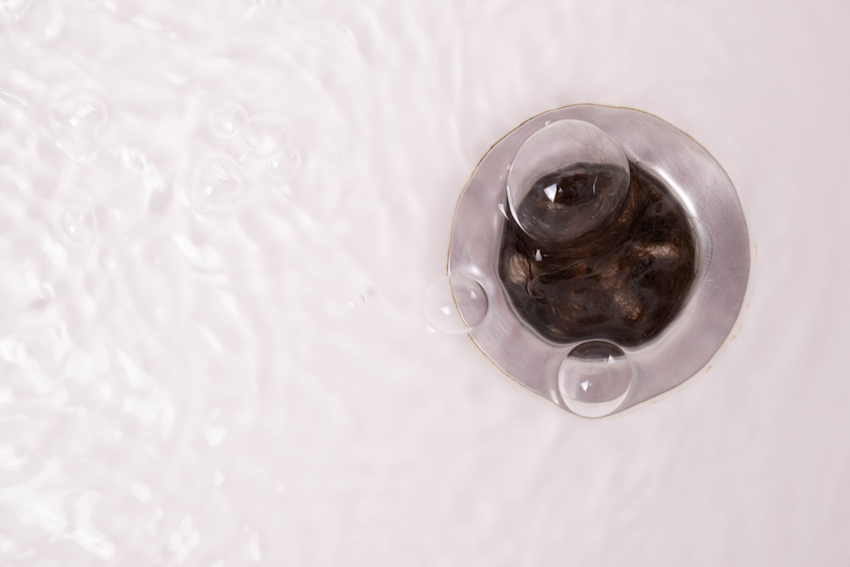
[[499, 163, 697, 347]]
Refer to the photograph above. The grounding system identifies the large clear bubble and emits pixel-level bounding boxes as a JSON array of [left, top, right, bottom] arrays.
[[507, 120, 630, 246]]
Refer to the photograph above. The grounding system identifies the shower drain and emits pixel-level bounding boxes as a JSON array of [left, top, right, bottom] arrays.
[[448, 105, 749, 417]]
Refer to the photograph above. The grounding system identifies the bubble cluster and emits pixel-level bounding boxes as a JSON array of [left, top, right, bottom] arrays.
[[59, 204, 98, 247], [423, 274, 488, 334], [191, 158, 246, 214], [558, 342, 632, 418], [48, 90, 109, 145], [210, 100, 248, 139]]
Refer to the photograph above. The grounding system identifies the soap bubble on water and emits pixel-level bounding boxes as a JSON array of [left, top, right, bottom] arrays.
[[423, 274, 488, 334], [267, 146, 301, 184], [241, 113, 295, 158], [59, 204, 97, 247], [558, 342, 632, 418], [0, 0, 34, 18], [506, 119, 630, 246], [210, 100, 248, 139], [48, 90, 108, 145], [191, 158, 246, 214]]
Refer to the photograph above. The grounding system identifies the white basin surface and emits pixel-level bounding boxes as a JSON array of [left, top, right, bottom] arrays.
[[1, 1, 848, 565]]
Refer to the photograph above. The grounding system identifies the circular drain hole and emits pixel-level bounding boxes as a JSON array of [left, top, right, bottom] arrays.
[[448, 105, 750, 417], [500, 162, 697, 348]]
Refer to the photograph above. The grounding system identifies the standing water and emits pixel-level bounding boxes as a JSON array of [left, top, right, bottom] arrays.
[[1, 1, 850, 565]]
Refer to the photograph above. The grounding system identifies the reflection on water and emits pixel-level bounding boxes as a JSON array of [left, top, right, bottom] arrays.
[[0, 1, 386, 563]]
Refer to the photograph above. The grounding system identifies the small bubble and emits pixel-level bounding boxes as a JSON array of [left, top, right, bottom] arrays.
[[267, 146, 302, 184], [558, 342, 632, 418], [241, 113, 294, 158], [347, 294, 365, 308], [210, 100, 248, 139], [423, 274, 488, 334], [48, 90, 108, 145], [191, 158, 246, 213], [0, 0, 34, 18], [545, 120, 551, 125], [59, 204, 97, 247]]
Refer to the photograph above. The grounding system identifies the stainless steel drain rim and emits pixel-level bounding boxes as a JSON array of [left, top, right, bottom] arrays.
[[448, 105, 750, 416]]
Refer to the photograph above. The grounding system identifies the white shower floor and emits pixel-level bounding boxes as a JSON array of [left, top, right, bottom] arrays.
[[1, 0, 849, 565]]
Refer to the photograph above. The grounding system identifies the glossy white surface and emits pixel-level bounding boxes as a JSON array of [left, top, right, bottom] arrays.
[[1, 0, 848, 565]]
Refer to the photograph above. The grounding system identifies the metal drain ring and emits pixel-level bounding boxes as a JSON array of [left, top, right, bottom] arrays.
[[448, 105, 749, 416]]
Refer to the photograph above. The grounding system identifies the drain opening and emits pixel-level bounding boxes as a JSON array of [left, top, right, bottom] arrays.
[[448, 105, 749, 416], [499, 163, 697, 348]]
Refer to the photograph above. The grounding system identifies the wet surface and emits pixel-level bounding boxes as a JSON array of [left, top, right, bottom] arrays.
[[1, 0, 850, 565]]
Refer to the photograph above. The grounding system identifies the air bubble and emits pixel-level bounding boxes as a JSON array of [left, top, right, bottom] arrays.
[[210, 100, 248, 139], [507, 120, 629, 246], [267, 146, 301, 184], [423, 274, 488, 334], [59, 204, 97, 247], [241, 113, 294, 158], [48, 90, 108, 145], [558, 342, 632, 418], [191, 158, 246, 213]]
